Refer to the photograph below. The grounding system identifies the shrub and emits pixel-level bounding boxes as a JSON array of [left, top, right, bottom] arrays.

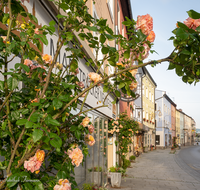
[[129, 155, 136, 161], [122, 159, 131, 169], [88, 166, 102, 172], [83, 183, 94, 190]]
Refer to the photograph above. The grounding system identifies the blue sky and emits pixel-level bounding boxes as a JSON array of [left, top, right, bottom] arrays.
[[130, 0, 200, 128]]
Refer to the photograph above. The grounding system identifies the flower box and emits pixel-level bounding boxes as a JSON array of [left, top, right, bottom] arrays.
[[92, 172, 102, 186], [110, 172, 122, 187]]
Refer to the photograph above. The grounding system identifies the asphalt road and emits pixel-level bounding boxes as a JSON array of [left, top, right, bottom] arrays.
[[109, 147, 200, 190], [175, 145, 200, 182]]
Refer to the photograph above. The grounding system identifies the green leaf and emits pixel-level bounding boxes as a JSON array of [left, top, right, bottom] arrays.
[[100, 34, 106, 44], [175, 65, 184, 76], [75, 130, 81, 140], [70, 125, 77, 132], [102, 47, 109, 54], [33, 129, 43, 143], [49, 20, 56, 27], [30, 112, 41, 122], [87, 26, 98, 31], [0, 81, 4, 91], [181, 49, 191, 55], [115, 90, 121, 97], [2, 121, 6, 130], [34, 34, 48, 45], [176, 28, 189, 40], [34, 181, 44, 190], [187, 9, 200, 19], [50, 118, 61, 126], [22, 183, 33, 190], [182, 75, 188, 83], [65, 32, 73, 41], [124, 50, 130, 59], [57, 171, 67, 180], [8, 77, 18, 90], [103, 85, 109, 92], [50, 136, 62, 148], [7, 174, 20, 188], [119, 82, 125, 89], [53, 99, 63, 109], [15, 63, 30, 72], [105, 33, 114, 41], [25, 121, 34, 128], [167, 62, 176, 70], [16, 119, 27, 126]]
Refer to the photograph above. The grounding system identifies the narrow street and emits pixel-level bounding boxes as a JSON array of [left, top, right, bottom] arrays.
[[110, 147, 200, 190]]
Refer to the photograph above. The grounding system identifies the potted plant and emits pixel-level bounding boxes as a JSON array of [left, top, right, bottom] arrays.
[[146, 119, 149, 122], [150, 121, 152, 124], [108, 166, 125, 187], [88, 167, 102, 186], [150, 144, 154, 151], [143, 118, 146, 121], [143, 146, 148, 152], [129, 155, 136, 162]]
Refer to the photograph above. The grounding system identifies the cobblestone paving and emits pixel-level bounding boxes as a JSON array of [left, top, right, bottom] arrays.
[[108, 147, 200, 190]]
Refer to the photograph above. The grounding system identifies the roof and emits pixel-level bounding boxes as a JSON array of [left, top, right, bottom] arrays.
[[142, 67, 157, 87], [120, 0, 133, 20], [164, 94, 177, 107]]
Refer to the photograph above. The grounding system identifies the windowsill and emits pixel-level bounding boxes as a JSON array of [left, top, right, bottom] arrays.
[[107, 3, 113, 23]]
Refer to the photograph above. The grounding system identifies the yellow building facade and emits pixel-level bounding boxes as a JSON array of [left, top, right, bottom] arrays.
[[176, 109, 181, 144], [142, 68, 157, 150]]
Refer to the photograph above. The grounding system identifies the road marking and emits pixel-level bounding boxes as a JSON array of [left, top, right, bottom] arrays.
[[188, 164, 200, 170]]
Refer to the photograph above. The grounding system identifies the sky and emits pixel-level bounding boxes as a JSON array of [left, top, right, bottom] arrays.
[[130, 0, 200, 128]]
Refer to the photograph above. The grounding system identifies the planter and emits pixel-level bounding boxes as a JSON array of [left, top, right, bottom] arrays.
[[143, 147, 148, 153], [151, 147, 153, 151], [92, 172, 102, 186], [110, 172, 122, 187]]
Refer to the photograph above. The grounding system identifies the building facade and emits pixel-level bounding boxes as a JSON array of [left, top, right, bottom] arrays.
[[142, 67, 157, 150], [155, 91, 173, 148], [176, 109, 181, 144]]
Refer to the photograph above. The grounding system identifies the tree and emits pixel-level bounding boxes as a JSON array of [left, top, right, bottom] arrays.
[[1, 0, 200, 189]]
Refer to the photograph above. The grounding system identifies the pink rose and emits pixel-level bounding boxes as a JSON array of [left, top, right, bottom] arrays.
[[146, 30, 155, 43], [141, 43, 150, 60], [71, 68, 79, 75], [88, 124, 94, 134], [24, 59, 33, 66], [76, 81, 85, 89], [67, 147, 83, 167], [81, 117, 90, 127], [85, 134, 95, 146], [34, 28, 39, 34], [88, 72, 102, 83], [184, 17, 200, 30], [24, 156, 42, 173], [136, 14, 153, 36]]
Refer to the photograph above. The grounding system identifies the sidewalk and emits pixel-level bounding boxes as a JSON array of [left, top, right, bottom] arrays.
[[108, 147, 200, 190]]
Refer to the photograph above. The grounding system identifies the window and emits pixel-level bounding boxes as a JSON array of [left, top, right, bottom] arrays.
[[122, 24, 124, 37], [146, 88, 148, 98], [142, 85, 144, 95], [152, 94, 153, 102], [149, 91, 151, 101], [156, 135, 160, 145], [117, 2, 120, 33], [93, 10, 103, 69], [146, 112, 148, 120], [107, 0, 114, 21]]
